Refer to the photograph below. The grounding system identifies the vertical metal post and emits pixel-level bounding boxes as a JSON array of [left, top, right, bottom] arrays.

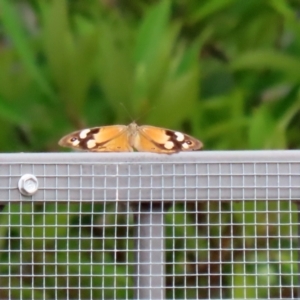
[[133, 203, 166, 300]]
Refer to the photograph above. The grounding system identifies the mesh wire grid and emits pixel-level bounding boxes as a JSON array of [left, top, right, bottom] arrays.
[[0, 151, 299, 300]]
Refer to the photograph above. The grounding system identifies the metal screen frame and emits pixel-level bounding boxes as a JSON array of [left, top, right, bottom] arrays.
[[0, 150, 299, 299]]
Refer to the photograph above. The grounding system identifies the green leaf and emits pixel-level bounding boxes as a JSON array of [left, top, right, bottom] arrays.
[[190, 0, 235, 23], [0, 0, 55, 101], [40, 0, 98, 122], [0, 94, 28, 123], [249, 104, 286, 149], [135, 0, 171, 64], [231, 50, 300, 82]]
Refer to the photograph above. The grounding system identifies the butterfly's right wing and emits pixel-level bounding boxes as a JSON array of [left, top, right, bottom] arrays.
[[59, 125, 134, 152], [134, 125, 203, 153]]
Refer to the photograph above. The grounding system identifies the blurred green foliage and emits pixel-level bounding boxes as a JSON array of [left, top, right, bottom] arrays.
[[0, 0, 299, 152], [0, 0, 299, 299]]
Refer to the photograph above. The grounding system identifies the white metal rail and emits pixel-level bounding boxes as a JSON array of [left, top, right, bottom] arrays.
[[0, 151, 299, 299]]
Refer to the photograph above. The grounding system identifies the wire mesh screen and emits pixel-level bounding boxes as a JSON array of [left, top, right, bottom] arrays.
[[0, 151, 299, 299]]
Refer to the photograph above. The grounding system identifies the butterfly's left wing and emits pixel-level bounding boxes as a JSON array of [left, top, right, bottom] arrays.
[[59, 125, 134, 152], [134, 125, 203, 153]]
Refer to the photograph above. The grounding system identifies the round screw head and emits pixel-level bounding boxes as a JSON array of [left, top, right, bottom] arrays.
[[18, 174, 39, 196]]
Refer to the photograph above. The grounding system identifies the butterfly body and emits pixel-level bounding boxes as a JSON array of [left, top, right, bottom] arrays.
[[59, 122, 203, 153]]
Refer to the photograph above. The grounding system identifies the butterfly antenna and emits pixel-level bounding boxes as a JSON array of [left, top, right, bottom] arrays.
[[119, 102, 134, 121], [119, 101, 158, 123], [135, 105, 158, 123]]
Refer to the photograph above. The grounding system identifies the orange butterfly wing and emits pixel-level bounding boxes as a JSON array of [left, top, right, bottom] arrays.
[[133, 125, 202, 153], [59, 125, 133, 152]]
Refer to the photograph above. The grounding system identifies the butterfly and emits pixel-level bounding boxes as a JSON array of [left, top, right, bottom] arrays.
[[59, 122, 203, 153]]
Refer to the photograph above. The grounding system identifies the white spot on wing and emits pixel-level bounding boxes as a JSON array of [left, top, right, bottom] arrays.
[[175, 132, 184, 141], [164, 141, 174, 150], [182, 142, 189, 149], [87, 139, 96, 149], [79, 129, 91, 139], [71, 139, 80, 146]]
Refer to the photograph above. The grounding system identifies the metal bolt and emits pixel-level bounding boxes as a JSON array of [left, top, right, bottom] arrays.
[[18, 174, 39, 196]]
